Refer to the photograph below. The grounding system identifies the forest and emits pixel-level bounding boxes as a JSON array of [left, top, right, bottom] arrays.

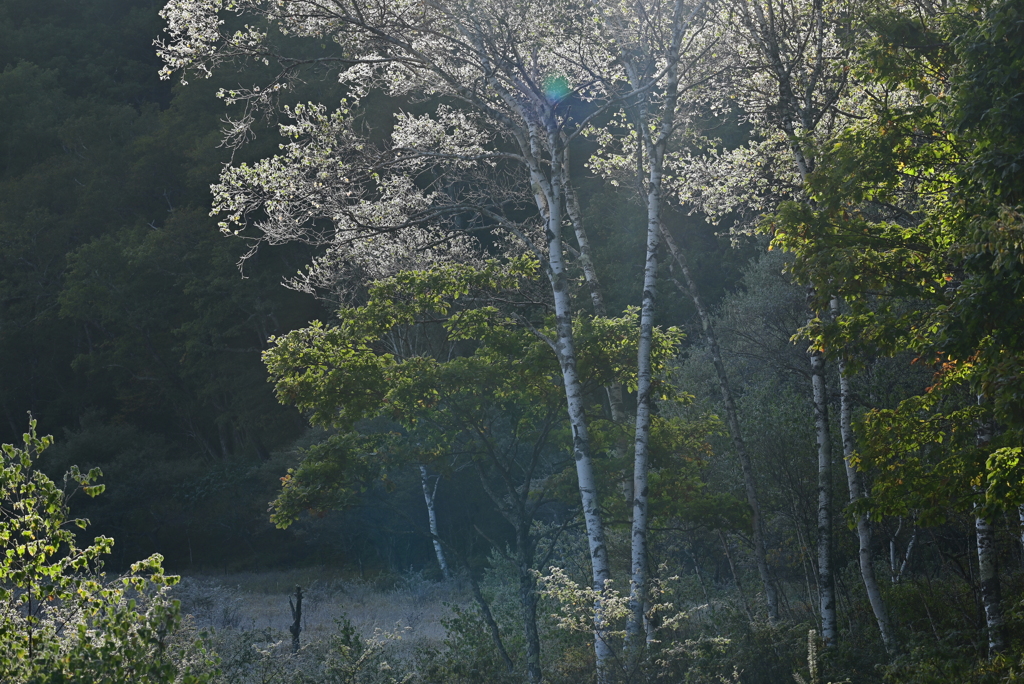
[[1, 0, 1023, 682]]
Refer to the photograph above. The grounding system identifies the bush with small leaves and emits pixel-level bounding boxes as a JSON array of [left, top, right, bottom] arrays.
[[210, 616, 412, 684], [0, 419, 216, 683]]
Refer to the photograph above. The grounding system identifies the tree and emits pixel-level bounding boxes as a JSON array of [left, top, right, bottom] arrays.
[[264, 258, 688, 682], [765, 0, 1024, 656], [155, 1, 642, 674], [0, 419, 214, 683], [670, 0, 904, 649], [581, 0, 731, 650]]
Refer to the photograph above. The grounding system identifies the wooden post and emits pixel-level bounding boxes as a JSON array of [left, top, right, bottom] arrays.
[[289, 586, 303, 653]]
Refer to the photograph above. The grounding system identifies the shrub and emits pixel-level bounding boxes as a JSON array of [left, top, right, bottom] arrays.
[[0, 419, 215, 683], [210, 616, 413, 684]]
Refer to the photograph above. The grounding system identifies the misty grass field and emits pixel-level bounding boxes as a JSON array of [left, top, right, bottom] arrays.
[[174, 569, 468, 641], [168, 569, 472, 682]]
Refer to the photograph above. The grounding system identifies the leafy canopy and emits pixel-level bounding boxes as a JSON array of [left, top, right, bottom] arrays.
[[764, 0, 1024, 520], [263, 259, 697, 527]]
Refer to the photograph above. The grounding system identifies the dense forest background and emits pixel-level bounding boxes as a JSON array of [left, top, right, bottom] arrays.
[[2, 0, 1024, 682], [0, 0, 322, 569]]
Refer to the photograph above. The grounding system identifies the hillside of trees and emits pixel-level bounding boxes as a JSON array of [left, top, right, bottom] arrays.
[[2, 0, 1024, 682]]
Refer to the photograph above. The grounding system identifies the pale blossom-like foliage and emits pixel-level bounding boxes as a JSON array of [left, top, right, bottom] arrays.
[[162, 0, 606, 279], [156, 0, 233, 81], [158, 0, 602, 134], [391, 106, 492, 169], [579, 0, 728, 190], [285, 226, 483, 303], [669, 0, 865, 232], [211, 99, 500, 297], [668, 131, 802, 226]]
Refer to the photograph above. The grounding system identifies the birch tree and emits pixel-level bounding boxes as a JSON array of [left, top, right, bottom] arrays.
[[419, 465, 451, 581], [761, 0, 1024, 657], [579, 0, 730, 655], [831, 297, 895, 653], [718, 9, 854, 645], [671, 0, 869, 646], [157, 0, 624, 673]]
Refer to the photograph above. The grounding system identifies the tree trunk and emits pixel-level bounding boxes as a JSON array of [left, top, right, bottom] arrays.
[[732, 1, 838, 636], [626, 162, 661, 658], [419, 465, 451, 581], [975, 403, 1006, 655], [662, 227, 779, 623], [809, 327, 836, 646], [837, 362, 895, 652], [896, 528, 916, 583], [469, 571, 515, 674], [288, 586, 303, 653], [831, 298, 895, 652], [889, 519, 917, 584], [564, 175, 630, 514], [976, 514, 1006, 654], [519, 557, 543, 684], [538, 130, 612, 679], [622, 1, 699, 659]]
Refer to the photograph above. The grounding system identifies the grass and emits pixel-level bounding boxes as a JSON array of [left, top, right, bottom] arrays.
[[173, 568, 469, 645]]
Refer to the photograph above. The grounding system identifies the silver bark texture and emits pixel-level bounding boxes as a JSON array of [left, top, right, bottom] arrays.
[[538, 135, 613, 679], [809, 335, 836, 646], [975, 405, 1006, 656], [831, 298, 894, 653], [619, 1, 709, 661], [626, 174, 660, 657], [975, 514, 1006, 655], [419, 466, 451, 581]]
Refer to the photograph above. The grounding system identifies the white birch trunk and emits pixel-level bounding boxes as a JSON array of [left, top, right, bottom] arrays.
[[734, 0, 840, 638], [976, 514, 1006, 654], [838, 363, 894, 649], [564, 180, 609, 321], [621, 1, 701, 659], [831, 299, 895, 652], [537, 128, 613, 679], [626, 166, 660, 654], [889, 518, 902, 580], [975, 403, 1006, 655], [896, 529, 916, 583], [419, 466, 451, 581], [500, 81, 613, 673], [810, 335, 836, 646], [726, 0, 857, 641]]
